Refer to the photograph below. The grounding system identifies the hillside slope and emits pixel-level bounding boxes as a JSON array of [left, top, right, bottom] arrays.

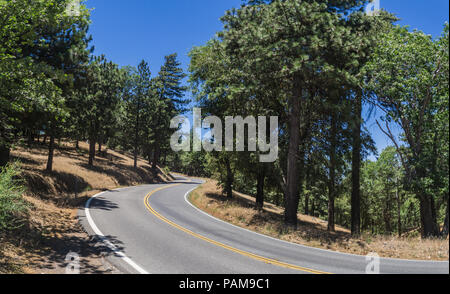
[[189, 179, 449, 261], [0, 141, 172, 274]]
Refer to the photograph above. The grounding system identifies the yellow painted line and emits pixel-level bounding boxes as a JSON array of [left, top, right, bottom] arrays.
[[144, 184, 331, 275]]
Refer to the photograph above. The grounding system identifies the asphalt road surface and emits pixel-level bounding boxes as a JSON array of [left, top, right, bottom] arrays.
[[79, 176, 449, 274]]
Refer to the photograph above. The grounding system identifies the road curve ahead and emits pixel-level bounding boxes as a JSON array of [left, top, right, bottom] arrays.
[[79, 176, 449, 274]]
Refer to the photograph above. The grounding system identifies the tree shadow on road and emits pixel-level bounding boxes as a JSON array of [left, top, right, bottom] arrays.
[[202, 190, 353, 247], [88, 197, 120, 211], [1, 217, 125, 274]]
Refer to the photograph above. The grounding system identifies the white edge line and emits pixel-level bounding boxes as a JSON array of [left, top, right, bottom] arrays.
[[183, 180, 450, 265], [84, 191, 150, 274]]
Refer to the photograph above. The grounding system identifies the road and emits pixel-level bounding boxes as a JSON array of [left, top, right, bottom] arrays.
[[78, 176, 449, 274]]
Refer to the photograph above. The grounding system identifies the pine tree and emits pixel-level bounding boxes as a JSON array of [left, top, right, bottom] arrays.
[[150, 54, 187, 169]]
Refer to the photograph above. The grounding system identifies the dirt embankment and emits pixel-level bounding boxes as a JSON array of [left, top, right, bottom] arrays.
[[189, 179, 449, 261], [0, 141, 172, 274]]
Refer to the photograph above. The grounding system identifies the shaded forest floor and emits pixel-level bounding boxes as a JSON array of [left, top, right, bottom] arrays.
[[189, 179, 449, 261], [0, 141, 172, 274]]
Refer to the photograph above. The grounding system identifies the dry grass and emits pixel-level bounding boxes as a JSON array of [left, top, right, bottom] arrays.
[[0, 141, 171, 274], [189, 179, 449, 261]]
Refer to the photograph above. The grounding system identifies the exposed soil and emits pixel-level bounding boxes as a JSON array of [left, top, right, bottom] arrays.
[[0, 141, 172, 274]]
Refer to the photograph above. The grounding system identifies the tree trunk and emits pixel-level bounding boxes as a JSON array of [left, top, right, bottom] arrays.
[[224, 156, 233, 199], [441, 200, 449, 238], [419, 194, 440, 238], [256, 165, 266, 210], [328, 181, 336, 232], [415, 163, 439, 237], [284, 76, 302, 228], [0, 143, 10, 167], [298, 147, 306, 215], [28, 130, 34, 146], [89, 138, 96, 166], [134, 100, 141, 169], [46, 135, 55, 172], [304, 162, 311, 215], [163, 151, 167, 166], [328, 112, 337, 232], [384, 196, 392, 234], [152, 143, 160, 170], [134, 150, 138, 169], [75, 140, 79, 150], [397, 186, 402, 237], [351, 92, 362, 236], [304, 194, 309, 216], [98, 142, 102, 153]]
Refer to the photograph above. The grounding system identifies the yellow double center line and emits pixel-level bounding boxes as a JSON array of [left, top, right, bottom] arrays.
[[144, 184, 331, 275]]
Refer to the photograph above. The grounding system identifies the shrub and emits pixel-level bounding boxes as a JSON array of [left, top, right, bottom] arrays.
[[0, 163, 28, 231]]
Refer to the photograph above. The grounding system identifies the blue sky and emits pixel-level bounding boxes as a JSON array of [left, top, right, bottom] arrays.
[[86, 0, 449, 159]]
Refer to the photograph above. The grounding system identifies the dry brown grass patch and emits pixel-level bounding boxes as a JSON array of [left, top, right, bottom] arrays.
[[189, 179, 449, 261], [0, 141, 170, 273]]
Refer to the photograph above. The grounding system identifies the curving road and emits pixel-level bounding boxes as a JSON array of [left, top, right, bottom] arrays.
[[78, 176, 449, 274]]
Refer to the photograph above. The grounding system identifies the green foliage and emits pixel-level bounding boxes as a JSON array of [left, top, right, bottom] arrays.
[[186, 0, 447, 237], [358, 147, 416, 235], [178, 151, 211, 178], [0, 0, 92, 170], [187, 0, 392, 228], [0, 163, 28, 231], [0, 0, 448, 240], [149, 54, 189, 166], [365, 23, 449, 237], [109, 54, 188, 168]]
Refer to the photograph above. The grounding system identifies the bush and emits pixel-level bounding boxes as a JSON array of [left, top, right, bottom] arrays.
[[0, 163, 28, 231]]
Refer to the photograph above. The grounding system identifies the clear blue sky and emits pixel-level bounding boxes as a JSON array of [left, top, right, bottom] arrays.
[[86, 0, 449, 159]]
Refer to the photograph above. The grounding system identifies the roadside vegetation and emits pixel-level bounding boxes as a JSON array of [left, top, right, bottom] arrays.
[[189, 180, 448, 261], [0, 141, 171, 273], [0, 163, 28, 231], [1, 0, 182, 273], [1, 0, 188, 173], [0, 0, 448, 272], [170, 0, 449, 242]]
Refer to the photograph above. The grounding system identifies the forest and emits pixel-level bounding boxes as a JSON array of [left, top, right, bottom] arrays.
[[1, 0, 448, 242]]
